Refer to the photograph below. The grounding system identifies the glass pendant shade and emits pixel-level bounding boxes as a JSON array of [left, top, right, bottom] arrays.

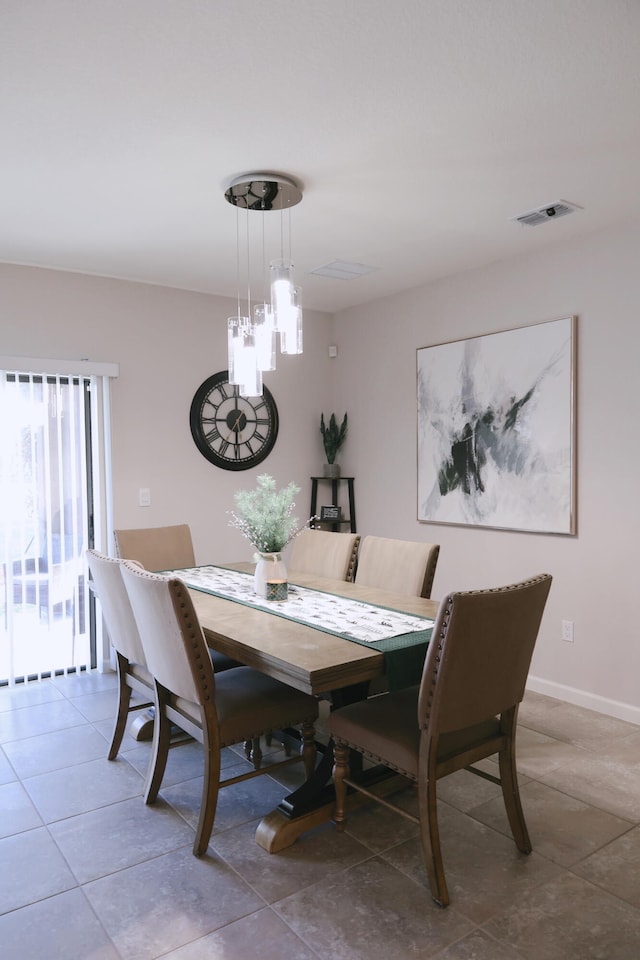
[[227, 316, 249, 385], [279, 285, 303, 355], [237, 330, 262, 398], [228, 316, 262, 396], [270, 259, 295, 332], [253, 303, 276, 371]]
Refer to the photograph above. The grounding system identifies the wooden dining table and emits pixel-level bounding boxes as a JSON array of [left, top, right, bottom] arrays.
[[187, 561, 439, 852]]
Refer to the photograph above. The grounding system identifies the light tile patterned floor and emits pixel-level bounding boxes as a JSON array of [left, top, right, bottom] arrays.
[[1, 672, 640, 959]]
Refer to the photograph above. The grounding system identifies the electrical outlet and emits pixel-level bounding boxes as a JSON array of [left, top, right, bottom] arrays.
[[561, 619, 574, 643], [139, 487, 151, 507]]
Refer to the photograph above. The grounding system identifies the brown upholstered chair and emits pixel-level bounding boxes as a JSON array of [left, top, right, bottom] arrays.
[[289, 529, 361, 582], [114, 523, 238, 672], [120, 561, 320, 857], [86, 549, 153, 759], [329, 573, 552, 907], [354, 535, 440, 598]]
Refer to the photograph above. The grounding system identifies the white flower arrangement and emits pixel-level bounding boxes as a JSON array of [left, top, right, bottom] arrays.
[[229, 474, 309, 554]]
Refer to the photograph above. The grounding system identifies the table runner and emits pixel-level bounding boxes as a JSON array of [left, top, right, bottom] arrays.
[[166, 564, 434, 689]]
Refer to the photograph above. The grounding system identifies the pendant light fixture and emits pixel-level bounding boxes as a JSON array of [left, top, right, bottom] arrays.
[[224, 173, 303, 397]]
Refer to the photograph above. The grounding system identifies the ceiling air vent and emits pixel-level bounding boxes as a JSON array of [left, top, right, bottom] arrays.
[[510, 200, 581, 227], [310, 260, 377, 280]]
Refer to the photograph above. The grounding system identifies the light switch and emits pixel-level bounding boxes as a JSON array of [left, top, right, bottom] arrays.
[[139, 488, 151, 507]]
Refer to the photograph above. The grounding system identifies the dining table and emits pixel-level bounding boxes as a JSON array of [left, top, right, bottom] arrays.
[[180, 561, 439, 852]]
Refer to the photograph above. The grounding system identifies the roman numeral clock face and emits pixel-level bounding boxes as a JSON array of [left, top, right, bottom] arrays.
[[189, 371, 279, 470]]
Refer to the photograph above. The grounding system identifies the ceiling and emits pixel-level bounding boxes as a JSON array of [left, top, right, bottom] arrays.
[[2, 1, 640, 314]]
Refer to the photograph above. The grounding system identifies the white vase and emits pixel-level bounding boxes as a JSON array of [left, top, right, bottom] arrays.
[[254, 551, 287, 598]]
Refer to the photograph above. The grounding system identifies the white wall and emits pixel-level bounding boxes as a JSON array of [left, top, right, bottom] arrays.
[[3, 218, 639, 723], [333, 220, 640, 723], [1, 263, 334, 564]]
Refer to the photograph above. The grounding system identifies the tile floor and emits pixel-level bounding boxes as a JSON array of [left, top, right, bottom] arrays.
[[1, 671, 640, 959]]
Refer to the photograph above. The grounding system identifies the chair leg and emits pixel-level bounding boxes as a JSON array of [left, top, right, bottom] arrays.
[[243, 737, 265, 768], [332, 740, 350, 832], [250, 737, 263, 770], [108, 655, 132, 761], [300, 721, 317, 780], [499, 741, 531, 854], [144, 686, 171, 805], [417, 772, 449, 907], [264, 730, 292, 755], [193, 732, 221, 857]]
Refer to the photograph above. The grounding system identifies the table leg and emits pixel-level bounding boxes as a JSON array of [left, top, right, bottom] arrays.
[[274, 683, 366, 816]]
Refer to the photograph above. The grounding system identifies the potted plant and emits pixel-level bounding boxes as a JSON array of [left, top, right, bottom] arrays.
[[320, 412, 348, 478], [228, 474, 310, 596]]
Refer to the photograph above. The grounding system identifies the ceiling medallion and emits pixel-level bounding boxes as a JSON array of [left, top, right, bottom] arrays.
[[224, 173, 303, 211]]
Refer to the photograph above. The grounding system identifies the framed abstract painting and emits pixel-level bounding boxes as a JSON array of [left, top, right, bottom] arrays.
[[417, 316, 576, 534]]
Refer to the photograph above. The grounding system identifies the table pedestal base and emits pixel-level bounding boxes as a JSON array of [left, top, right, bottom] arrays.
[[130, 711, 154, 741], [256, 770, 411, 852]]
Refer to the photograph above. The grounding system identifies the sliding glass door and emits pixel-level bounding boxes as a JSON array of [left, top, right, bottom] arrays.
[[0, 371, 93, 683]]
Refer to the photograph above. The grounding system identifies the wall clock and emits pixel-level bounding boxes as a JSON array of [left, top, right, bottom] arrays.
[[189, 371, 279, 471]]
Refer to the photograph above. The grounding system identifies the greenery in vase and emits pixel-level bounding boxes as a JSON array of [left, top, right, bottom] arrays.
[[320, 412, 348, 464], [229, 474, 308, 553]]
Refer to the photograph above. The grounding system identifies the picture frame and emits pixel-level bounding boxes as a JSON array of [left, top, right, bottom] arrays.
[[417, 316, 576, 534], [320, 505, 342, 522]]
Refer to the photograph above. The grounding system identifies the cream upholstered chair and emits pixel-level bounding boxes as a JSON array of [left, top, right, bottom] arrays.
[[289, 529, 360, 582], [86, 549, 153, 759], [114, 523, 238, 673], [271, 528, 359, 750], [114, 523, 195, 572], [354, 536, 440, 598], [121, 561, 319, 857], [329, 573, 552, 907], [355, 536, 440, 695]]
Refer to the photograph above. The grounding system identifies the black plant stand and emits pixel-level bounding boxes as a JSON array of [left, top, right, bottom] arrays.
[[309, 477, 356, 532]]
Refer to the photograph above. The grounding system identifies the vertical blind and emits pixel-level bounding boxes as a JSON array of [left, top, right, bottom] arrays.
[[0, 357, 118, 685]]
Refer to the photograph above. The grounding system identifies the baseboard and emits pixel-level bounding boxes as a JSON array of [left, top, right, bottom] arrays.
[[527, 674, 640, 726]]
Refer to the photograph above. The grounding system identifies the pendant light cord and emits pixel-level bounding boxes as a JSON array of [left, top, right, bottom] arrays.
[[235, 207, 241, 319], [245, 206, 251, 318]]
